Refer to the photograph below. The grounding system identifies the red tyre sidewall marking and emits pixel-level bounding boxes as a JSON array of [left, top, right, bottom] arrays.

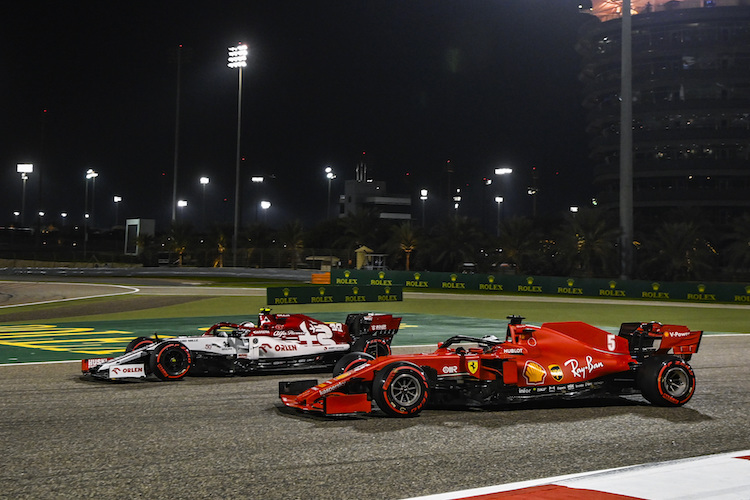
[[382, 366, 428, 415], [658, 359, 695, 405], [157, 343, 191, 379], [133, 340, 153, 350]]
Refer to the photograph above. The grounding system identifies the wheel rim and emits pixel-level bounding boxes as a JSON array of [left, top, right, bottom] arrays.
[[663, 366, 689, 397], [389, 372, 422, 407], [162, 348, 188, 375]]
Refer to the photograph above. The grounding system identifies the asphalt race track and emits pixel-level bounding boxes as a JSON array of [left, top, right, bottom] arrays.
[[1, 334, 749, 499]]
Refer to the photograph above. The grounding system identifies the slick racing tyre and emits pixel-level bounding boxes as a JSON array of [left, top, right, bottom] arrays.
[[333, 352, 375, 377], [125, 336, 155, 353], [637, 356, 696, 406], [364, 338, 391, 358], [150, 342, 192, 381], [373, 361, 429, 417]]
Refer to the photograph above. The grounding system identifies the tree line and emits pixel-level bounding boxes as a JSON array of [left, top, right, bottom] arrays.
[[149, 206, 750, 282]]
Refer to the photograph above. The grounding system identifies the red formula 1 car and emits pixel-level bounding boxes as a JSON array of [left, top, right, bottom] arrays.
[[82, 309, 400, 381], [279, 316, 702, 417]]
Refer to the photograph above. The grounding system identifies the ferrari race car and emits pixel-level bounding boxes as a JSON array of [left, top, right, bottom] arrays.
[[82, 309, 401, 381], [279, 316, 702, 417]]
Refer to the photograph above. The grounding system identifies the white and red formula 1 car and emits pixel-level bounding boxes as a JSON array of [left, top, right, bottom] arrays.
[[82, 308, 400, 381]]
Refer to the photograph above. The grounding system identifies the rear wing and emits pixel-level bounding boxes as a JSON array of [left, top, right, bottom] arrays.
[[619, 322, 702, 361], [346, 313, 401, 339]]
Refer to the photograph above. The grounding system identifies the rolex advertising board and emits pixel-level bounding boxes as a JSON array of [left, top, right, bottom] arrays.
[[267, 285, 402, 305], [330, 269, 750, 305]]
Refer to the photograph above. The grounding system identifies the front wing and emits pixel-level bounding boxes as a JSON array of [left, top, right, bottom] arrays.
[[279, 379, 373, 416]]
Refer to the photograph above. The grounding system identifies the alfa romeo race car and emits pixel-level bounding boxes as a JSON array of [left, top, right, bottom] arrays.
[[82, 309, 400, 381], [279, 316, 703, 417]]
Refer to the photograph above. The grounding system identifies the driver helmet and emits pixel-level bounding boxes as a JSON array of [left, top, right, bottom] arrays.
[[258, 307, 272, 326]]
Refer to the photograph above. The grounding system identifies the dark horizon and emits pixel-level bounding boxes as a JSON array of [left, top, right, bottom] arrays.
[[3, 1, 594, 232]]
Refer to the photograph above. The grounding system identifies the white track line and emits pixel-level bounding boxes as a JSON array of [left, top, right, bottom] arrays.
[[404, 449, 750, 500], [0, 281, 139, 309]]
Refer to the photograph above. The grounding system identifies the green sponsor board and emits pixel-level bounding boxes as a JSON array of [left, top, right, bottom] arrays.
[[330, 270, 750, 305], [267, 285, 403, 305]]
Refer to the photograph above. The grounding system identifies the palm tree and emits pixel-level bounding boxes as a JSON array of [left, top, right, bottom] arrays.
[[496, 216, 541, 274], [135, 232, 156, 265], [166, 223, 192, 266], [637, 220, 717, 280], [336, 208, 382, 249], [277, 220, 305, 269], [723, 213, 750, 276], [213, 231, 227, 268], [425, 216, 484, 272], [388, 221, 418, 270], [554, 208, 619, 277]]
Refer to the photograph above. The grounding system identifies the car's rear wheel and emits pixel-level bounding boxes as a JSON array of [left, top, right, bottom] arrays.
[[333, 352, 375, 377], [373, 361, 428, 417], [637, 356, 696, 406], [125, 336, 155, 353], [364, 338, 391, 358], [150, 342, 192, 381]]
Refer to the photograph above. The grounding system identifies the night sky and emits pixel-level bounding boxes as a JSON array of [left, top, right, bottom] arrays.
[[3, 0, 594, 231]]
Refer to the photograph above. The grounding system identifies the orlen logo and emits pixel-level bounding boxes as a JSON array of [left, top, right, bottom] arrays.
[[112, 367, 142, 375], [109, 364, 145, 379]]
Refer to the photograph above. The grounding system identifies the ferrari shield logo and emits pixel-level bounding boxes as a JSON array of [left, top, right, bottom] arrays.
[[467, 360, 479, 375], [549, 364, 563, 382]]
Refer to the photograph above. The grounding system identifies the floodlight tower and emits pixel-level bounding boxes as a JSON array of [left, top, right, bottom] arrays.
[[113, 195, 122, 227], [420, 189, 428, 227], [619, 0, 634, 279], [325, 166, 336, 218], [84, 168, 98, 257], [228, 42, 248, 266], [495, 196, 504, 237], [17, 164, 33, 225], [200, 176, 209, 228]]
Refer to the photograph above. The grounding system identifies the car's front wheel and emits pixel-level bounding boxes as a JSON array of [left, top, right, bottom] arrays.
[[372, 361, 428, 417], [150, 342, 192, 381], [333, 352, 375, 377], [637, 356, 696, 406]]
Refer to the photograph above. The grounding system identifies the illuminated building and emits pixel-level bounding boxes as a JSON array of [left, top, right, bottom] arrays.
[[578, 0, 750, 222], [339, 158, 412, 220]]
